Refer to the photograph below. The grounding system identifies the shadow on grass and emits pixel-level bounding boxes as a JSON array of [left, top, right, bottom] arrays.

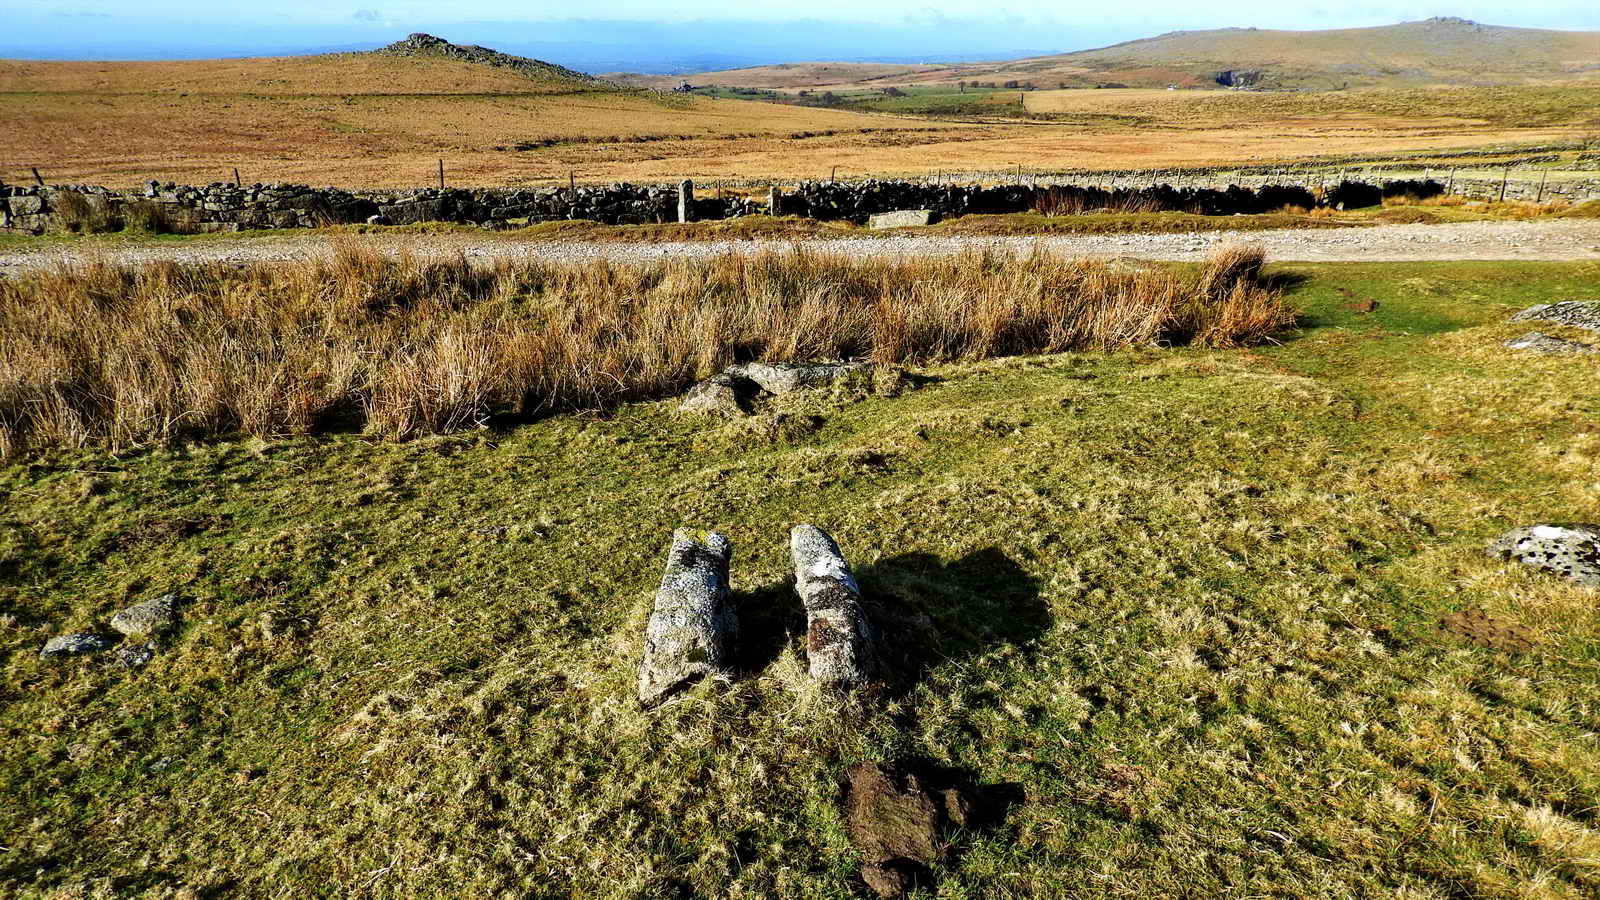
[[734, 546, 1050, 695]]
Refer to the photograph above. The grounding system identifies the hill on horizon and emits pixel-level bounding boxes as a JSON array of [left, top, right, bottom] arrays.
[[611, 17, 1600, 92]]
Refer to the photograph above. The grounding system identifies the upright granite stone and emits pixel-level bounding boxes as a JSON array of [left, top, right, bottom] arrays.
[[638, 530, 737, 706], [678, 179, 695, 224], [1487, 524, 1600, 587], [791, 525, 875, 688], [768, 187, 784, 217]]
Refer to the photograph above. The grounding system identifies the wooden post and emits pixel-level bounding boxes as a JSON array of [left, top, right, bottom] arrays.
[[830, 165, 838, 183], [1446, 167, 1456, 194], [1499, 165, 1510, 203], [438, 159, 445, 191], [1536, 168, 1548, 204], [233, 167, 241, 187], [32, 167, 45, 186], [569, 171, 575, 190]]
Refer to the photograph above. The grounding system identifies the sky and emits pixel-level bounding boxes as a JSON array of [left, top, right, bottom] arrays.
[[6, 2, 1599, 72]]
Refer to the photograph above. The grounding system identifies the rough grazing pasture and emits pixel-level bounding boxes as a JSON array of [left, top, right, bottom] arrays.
[[2, 47, 1595, 188], [3, 257, 1600, 897]]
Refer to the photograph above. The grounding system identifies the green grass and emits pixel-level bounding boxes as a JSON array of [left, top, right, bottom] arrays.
[[4, 261, 1600, 896]]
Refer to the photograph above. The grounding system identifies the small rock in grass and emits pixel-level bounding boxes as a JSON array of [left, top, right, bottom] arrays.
[[117, 643, 156, 668], [1487, 524, 1600, 587], [637, 530, 737, 707], [678, 372, 752, 417], [1509, 301, 1600, 332], [110, 593, 181, 637], [41, 632, 114, 659], [1504, 331, 1597, 354]]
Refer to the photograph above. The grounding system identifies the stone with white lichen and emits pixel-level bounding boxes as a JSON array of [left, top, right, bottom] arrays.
[[790, 524, 875, 688], [1486, 524, 1600, 587]]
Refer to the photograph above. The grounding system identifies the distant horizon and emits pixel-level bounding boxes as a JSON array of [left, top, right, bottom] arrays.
[[4, 10, 1599, 75]]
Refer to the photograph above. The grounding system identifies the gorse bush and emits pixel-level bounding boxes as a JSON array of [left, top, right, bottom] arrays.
[[0, 243, 1290, 454]]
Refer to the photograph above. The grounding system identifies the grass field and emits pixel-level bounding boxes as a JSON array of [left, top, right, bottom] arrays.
[[3, 254, 1600, 896], [3, 47, 1596, 189]]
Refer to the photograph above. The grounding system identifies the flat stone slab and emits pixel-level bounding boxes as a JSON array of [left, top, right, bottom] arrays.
[[1504, 331, 1597, 354], [41, 633, 114, 659], [1510, 301, 1600, 332], [727, 361, 867, 395], [1487, 524, 1600, 587], [868, 209, 939, 229]]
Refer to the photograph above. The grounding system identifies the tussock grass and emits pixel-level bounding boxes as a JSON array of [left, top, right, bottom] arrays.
[[0, 243, 1289, 455]]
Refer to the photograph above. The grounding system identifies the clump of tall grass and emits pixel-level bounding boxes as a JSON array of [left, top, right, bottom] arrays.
[[0, 243, 1290, 454]]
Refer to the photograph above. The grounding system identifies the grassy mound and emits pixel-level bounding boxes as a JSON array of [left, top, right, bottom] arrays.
[[3, 260, 1600, 896]]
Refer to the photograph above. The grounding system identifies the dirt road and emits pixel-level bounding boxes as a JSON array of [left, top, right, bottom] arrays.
[[2, 220, 1597, 275]]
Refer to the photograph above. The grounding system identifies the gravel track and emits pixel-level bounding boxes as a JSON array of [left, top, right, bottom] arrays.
[[2, 220, 1597, 274]]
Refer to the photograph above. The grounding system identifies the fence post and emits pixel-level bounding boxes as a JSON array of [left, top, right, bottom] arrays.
[[438, 159, 445, 191], [678, 179, 694, 223], [1499, 165, 1510, 203], [1536, 168, 1548, 203], [830, 165, 838, 184], [1447, 167, 1456, 194], [32, 167, 44, 186], [233, 167, 241, 187], [569, 171, 575, 190]]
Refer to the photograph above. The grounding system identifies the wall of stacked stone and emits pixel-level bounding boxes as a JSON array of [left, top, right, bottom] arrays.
[[0, 181, 761, 234], [3, 173, 1596, 234]]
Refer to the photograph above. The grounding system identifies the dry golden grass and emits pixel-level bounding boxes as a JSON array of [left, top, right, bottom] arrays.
[[0, 244, 1286, 454], [3, 53, 1594, 188]]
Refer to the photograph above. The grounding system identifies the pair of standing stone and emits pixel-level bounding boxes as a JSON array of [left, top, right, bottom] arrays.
[[637, 525, 874, 707]]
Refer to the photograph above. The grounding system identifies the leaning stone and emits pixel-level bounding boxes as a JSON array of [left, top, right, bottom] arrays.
[[791, 525, 875, 688], [727, 361, 867, 395], [678, 372, 752, 417], [1487, 524, 1600, 587], [868, 209, 938, 229], [366, 214, 393, 226], [41, 633, 114, 659], [637, 530, 737, 706], [1504, 331, 1597, 354], [1510, 301, 1600, 332], [111, 593, 180, 637]]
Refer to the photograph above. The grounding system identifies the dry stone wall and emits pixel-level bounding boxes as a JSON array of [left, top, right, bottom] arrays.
[[4, 172, 1596, 234]]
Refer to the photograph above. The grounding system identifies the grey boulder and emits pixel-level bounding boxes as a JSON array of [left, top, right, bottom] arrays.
[[1509, 302, 1600, 332], [791, 525, 876, 688], [728, 361, 867, 396], [678, 372, 750, 417], [110, 593, 180, 637], [1504, 332, 1597, 354], [638, 530, 738, 706], [1487, 524, 1600, 587], [41, 633, 115, 659]]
